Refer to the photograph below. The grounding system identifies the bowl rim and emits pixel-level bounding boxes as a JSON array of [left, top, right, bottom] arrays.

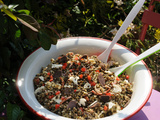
[[16, 36, 153, 120]]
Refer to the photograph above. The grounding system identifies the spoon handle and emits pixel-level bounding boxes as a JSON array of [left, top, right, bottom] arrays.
[[98, 0, 145, 63], [115, 43, 160, 76]]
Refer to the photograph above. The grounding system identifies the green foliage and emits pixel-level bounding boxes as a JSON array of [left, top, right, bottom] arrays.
[[7, 102, 24, 120], [0, 0, 160, 119], [38, 29, 52, 50]]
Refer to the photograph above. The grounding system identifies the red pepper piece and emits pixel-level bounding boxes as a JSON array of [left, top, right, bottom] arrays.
[[74, 57, 79, 60], [116, 76, 120, 81], [90, 81, 96, 86], [50, 75, 53, 79], [74, 89, 77, 92], [63, 63, 67, 66], [95, 70, 100, 73], [79, 107, 83, 112], [85, 96, 89, 101], [61, 96, 65, 101], [55, 91, 61, 95], [58, 57, 62, 60], [105, 92, 111, 96], [80, 58, 84, 61], [47, 72, 51, 76], [62, 63, 67, 69], [81, 67, 86, 72], [69, 69, 73, 72], [48, 95, 54, 99], [126, 75, 129, 79], [104, 105, 108, 111], [55, 104, 60, 109], [91, 90, 97, 94], [77, 62, 81, 66], [62, 66, 66, 69], [87, 75, 92, 81], [49, 75, 53, 82], [79, 74, 83, 79], [49, 79, 53, 82]]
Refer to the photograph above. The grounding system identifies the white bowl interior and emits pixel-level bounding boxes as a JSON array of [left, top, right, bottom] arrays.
[[16, 37, 152, 120]]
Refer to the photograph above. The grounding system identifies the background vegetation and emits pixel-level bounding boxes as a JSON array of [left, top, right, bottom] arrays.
[[0, 0, 160, 119]]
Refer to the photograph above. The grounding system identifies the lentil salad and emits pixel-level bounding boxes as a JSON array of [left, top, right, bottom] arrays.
[[33, 52, 133, 119]]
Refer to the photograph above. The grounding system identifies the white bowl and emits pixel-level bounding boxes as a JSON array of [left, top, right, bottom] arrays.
[[16, 37, 152, 120]]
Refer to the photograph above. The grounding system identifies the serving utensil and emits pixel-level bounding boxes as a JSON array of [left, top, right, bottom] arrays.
[[109, 43, 160, 76], [98, 0, 145, 63]]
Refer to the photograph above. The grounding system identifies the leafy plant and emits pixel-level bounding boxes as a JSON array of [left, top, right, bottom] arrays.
[[0, 0, 61, 77]]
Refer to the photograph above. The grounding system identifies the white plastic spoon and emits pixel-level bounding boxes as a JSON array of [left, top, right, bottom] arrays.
[[109, 43, 160, 76], [98, 0, 145, 63]]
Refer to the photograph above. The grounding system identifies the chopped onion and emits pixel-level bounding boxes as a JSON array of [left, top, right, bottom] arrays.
[[52, 64, 63, 68], [112, 84, 122, 93], [39, 76, 44, 81], [34, 86, 45, 94]]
